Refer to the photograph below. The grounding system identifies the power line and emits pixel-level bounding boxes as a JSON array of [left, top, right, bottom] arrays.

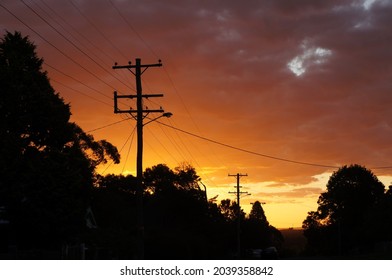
[[161, 63, 229, 173], [45, 63, 130, 109], [83, 116, 392, 170], [144, 133, 175, 166], [122, 126, 136, 173], [50, 77, 112, 107], [165, 118, 219, 187], [85, 117, 131, 133], [156, 121, 338, 168], [2, 1, 131, 105], [155, 121, 392, 170], [44, 62, 113, 101], [0, 2, 116, 91], [148, 123, 187, 164], [69, 0, 129, 62], [38, 0, 117, 65], [20, 0, 135, 92], [107, 0, 159, 59], [102, 125, 136, 175]]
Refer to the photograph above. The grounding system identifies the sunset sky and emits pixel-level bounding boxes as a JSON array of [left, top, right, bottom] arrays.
[[2, 0, 392, 228]]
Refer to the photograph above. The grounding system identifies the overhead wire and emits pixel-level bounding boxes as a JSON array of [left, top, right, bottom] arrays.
[[46, 61, 130, 109], [145, 129, 180, 165], [38, 0, 115, 63], [144, 133, 174, 166], [85, 117, 392, 170], [44, 62, 113, 101], [69, 0, 129, 62], [37, 0, 117, 66], [1, 1, 129, 108], [86, 117, 131, 134], [38, 0, 136, 93], [0, 2, 117, 92], [151, 122, 190, 163], [121, 125, 136, 173], [50, 77, 112, 107], [160, 63, 232, 172], [107, 0, 160, 60], [20, 0, 136, 93], [102, 124, 137, 175], [154, 120, 392, 170]]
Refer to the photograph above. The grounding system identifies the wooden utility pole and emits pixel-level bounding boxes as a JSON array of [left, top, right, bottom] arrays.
[[113, 58, 164, 259], [229, 173, 248, 259]]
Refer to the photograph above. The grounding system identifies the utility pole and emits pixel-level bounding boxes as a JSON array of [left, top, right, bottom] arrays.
[[112, 58, 165, 259], [228, 173, 248, 259]]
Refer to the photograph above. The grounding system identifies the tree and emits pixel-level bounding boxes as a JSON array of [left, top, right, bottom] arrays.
[[174, 162, 201, 191], [361, 185, 392, 245], [249, 201, 268, 225], [303, 164, 385, 256], [242, 201, 283, 257], [90, 165, 283, 259], [92, 165, 233, 259], [143, 164, 176, 194], [218, 199, 245, 222], [143, 164, 210, 258], [0, 31, 120, 251], [89, 174, 138, 259]]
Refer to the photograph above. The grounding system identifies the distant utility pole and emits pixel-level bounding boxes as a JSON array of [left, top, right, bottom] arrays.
[[228, 173, 248, 259], [112, 58, 168, 259]]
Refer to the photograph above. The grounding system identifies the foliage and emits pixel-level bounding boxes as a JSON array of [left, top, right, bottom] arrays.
[[243, 201, 283, 256], [90, 165, 283, 259], [249, 201, 268, 225], [302, 164, 387, 256], [218, 199, 245, 222], [0, 31, 119, 251]]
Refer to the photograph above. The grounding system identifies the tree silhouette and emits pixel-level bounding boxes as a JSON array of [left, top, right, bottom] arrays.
[[303, 164, 386, 256], [89, 174, 138, 259], [249, 201, 268, 225], [218, 199, 245, 222], [0, 31, 119, 253], [87, 164, 283, 259], [143, 164, 212, 258], [242, 201, 283, 258]]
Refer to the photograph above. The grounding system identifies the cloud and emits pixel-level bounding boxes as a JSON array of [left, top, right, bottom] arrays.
[[287, 39, 332, 76]]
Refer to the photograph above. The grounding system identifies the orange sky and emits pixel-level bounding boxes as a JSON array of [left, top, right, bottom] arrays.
[[2, 0, 392, 228]]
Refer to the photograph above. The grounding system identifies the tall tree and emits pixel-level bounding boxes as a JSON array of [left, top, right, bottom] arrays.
[[249, 201, 268, 225], [303, 164, 385, 256], [0, 31, 119, 250], [242, 201, 283, 256]]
